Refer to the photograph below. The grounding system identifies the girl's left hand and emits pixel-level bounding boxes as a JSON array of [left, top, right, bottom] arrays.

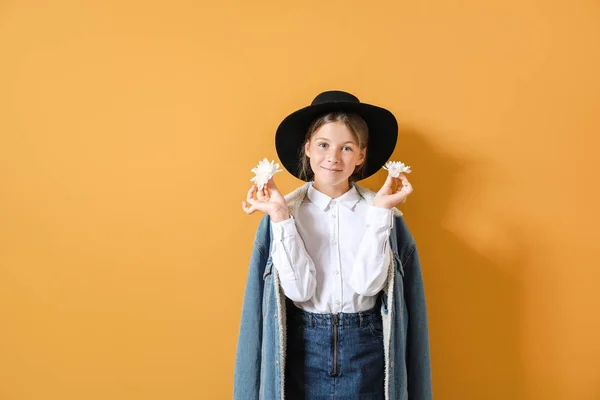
[[373, 173, 413, 209]]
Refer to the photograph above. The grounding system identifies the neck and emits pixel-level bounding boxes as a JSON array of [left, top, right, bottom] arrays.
[[312, 179, 351, 199]]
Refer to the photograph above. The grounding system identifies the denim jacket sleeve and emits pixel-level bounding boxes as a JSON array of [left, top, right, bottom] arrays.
[[233, 215, 271, 400], [394, 216, 433, 399]]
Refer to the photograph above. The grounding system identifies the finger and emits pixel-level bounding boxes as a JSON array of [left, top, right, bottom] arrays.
[[399, 185, 413, 201], [263, 185, 272, 200], [257, 186, 267, 200], [392, 178, 413, 195], [242, 201, 255, 214], [249, 186, 263, 203], [381, 174, 394, 190], [386, 176, 401, 193], [389, 190, 411, 206], [393, 175, 410, 193], [398, 179, 413, 192], [399, 173, 411, 185], [247, 185, 257, 201], [268, 177, 280, 193]]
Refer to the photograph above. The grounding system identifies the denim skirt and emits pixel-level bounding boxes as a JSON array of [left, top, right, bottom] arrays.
[[284, 298, 385, 400]]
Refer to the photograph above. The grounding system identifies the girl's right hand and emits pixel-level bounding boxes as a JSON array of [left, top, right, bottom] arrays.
[[242, 178, 290, 222]]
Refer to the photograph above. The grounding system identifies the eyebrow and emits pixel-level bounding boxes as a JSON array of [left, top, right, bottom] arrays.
[[314, 137, 357, 145]]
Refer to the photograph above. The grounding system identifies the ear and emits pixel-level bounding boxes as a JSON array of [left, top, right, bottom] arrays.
[[356, 148, 366, 166], [304, 141, 311, 158]]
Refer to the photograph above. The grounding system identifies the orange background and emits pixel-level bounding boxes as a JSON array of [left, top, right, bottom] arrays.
[[1, 1, 599, 399]]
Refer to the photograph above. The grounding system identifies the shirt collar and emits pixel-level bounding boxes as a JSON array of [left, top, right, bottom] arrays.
[[307, 182, 362, 211]]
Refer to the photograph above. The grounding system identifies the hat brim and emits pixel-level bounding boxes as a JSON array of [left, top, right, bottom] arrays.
[[275, 101, 398, 181]]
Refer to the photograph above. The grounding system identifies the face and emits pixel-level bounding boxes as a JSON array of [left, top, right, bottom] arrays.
[[304, 122, 366, 189]]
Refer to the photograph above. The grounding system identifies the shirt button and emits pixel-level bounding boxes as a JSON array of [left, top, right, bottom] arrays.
[[332, 214, 336, 218], [335, 270, 340, 275], [332, 241, 337, 245], [336, 300, 341, 305], [331, 200, 336, 205]]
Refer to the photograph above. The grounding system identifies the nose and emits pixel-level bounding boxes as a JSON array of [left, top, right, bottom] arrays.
[[327, 149, 340, 164]]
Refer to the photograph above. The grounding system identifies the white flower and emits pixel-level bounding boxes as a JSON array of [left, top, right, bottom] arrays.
[[251, 158, 283, 190], [382, 161, 412, 178]]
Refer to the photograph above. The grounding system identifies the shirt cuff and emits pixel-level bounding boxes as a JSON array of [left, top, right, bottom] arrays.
[[366, 206, 393, 230], [270, 215, 297, 240]]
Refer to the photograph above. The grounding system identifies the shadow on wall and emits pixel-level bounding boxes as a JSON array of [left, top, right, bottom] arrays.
[[367, 127, 528, 399]]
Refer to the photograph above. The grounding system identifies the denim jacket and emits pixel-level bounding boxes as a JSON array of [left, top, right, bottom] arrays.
[[234, 182, 432, 400]]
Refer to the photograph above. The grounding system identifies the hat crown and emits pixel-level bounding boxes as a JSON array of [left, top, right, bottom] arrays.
[[311, 90, 360, 106]]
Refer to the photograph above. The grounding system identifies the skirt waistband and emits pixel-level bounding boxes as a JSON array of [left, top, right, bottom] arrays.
[[286, 297, 382, 328]]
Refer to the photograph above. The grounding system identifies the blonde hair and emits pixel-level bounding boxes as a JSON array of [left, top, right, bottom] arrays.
[[298, 112, 369, 182]]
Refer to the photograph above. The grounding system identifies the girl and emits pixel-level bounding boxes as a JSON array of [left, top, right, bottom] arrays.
[[234, 90, 431, 400]]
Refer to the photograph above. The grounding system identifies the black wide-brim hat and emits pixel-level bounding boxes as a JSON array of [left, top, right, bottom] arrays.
[[275, 90, 398, 181]]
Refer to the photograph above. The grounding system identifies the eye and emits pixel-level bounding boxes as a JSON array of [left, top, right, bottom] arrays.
[[343, 146, 353, 152], [318, 142, 328, 148]]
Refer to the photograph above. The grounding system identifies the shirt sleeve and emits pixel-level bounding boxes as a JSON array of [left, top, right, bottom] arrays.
[[270, 216, 317, 302], [348, 206, 393, 296]]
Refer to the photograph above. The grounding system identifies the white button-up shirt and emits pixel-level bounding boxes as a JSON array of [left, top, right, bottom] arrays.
[[270, 183, 393, 313]]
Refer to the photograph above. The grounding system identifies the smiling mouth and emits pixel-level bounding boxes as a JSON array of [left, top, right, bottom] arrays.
[[322, 167, 342, 172]]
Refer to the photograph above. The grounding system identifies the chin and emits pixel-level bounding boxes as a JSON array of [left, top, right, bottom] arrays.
[[314, 174, 351, 187]]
